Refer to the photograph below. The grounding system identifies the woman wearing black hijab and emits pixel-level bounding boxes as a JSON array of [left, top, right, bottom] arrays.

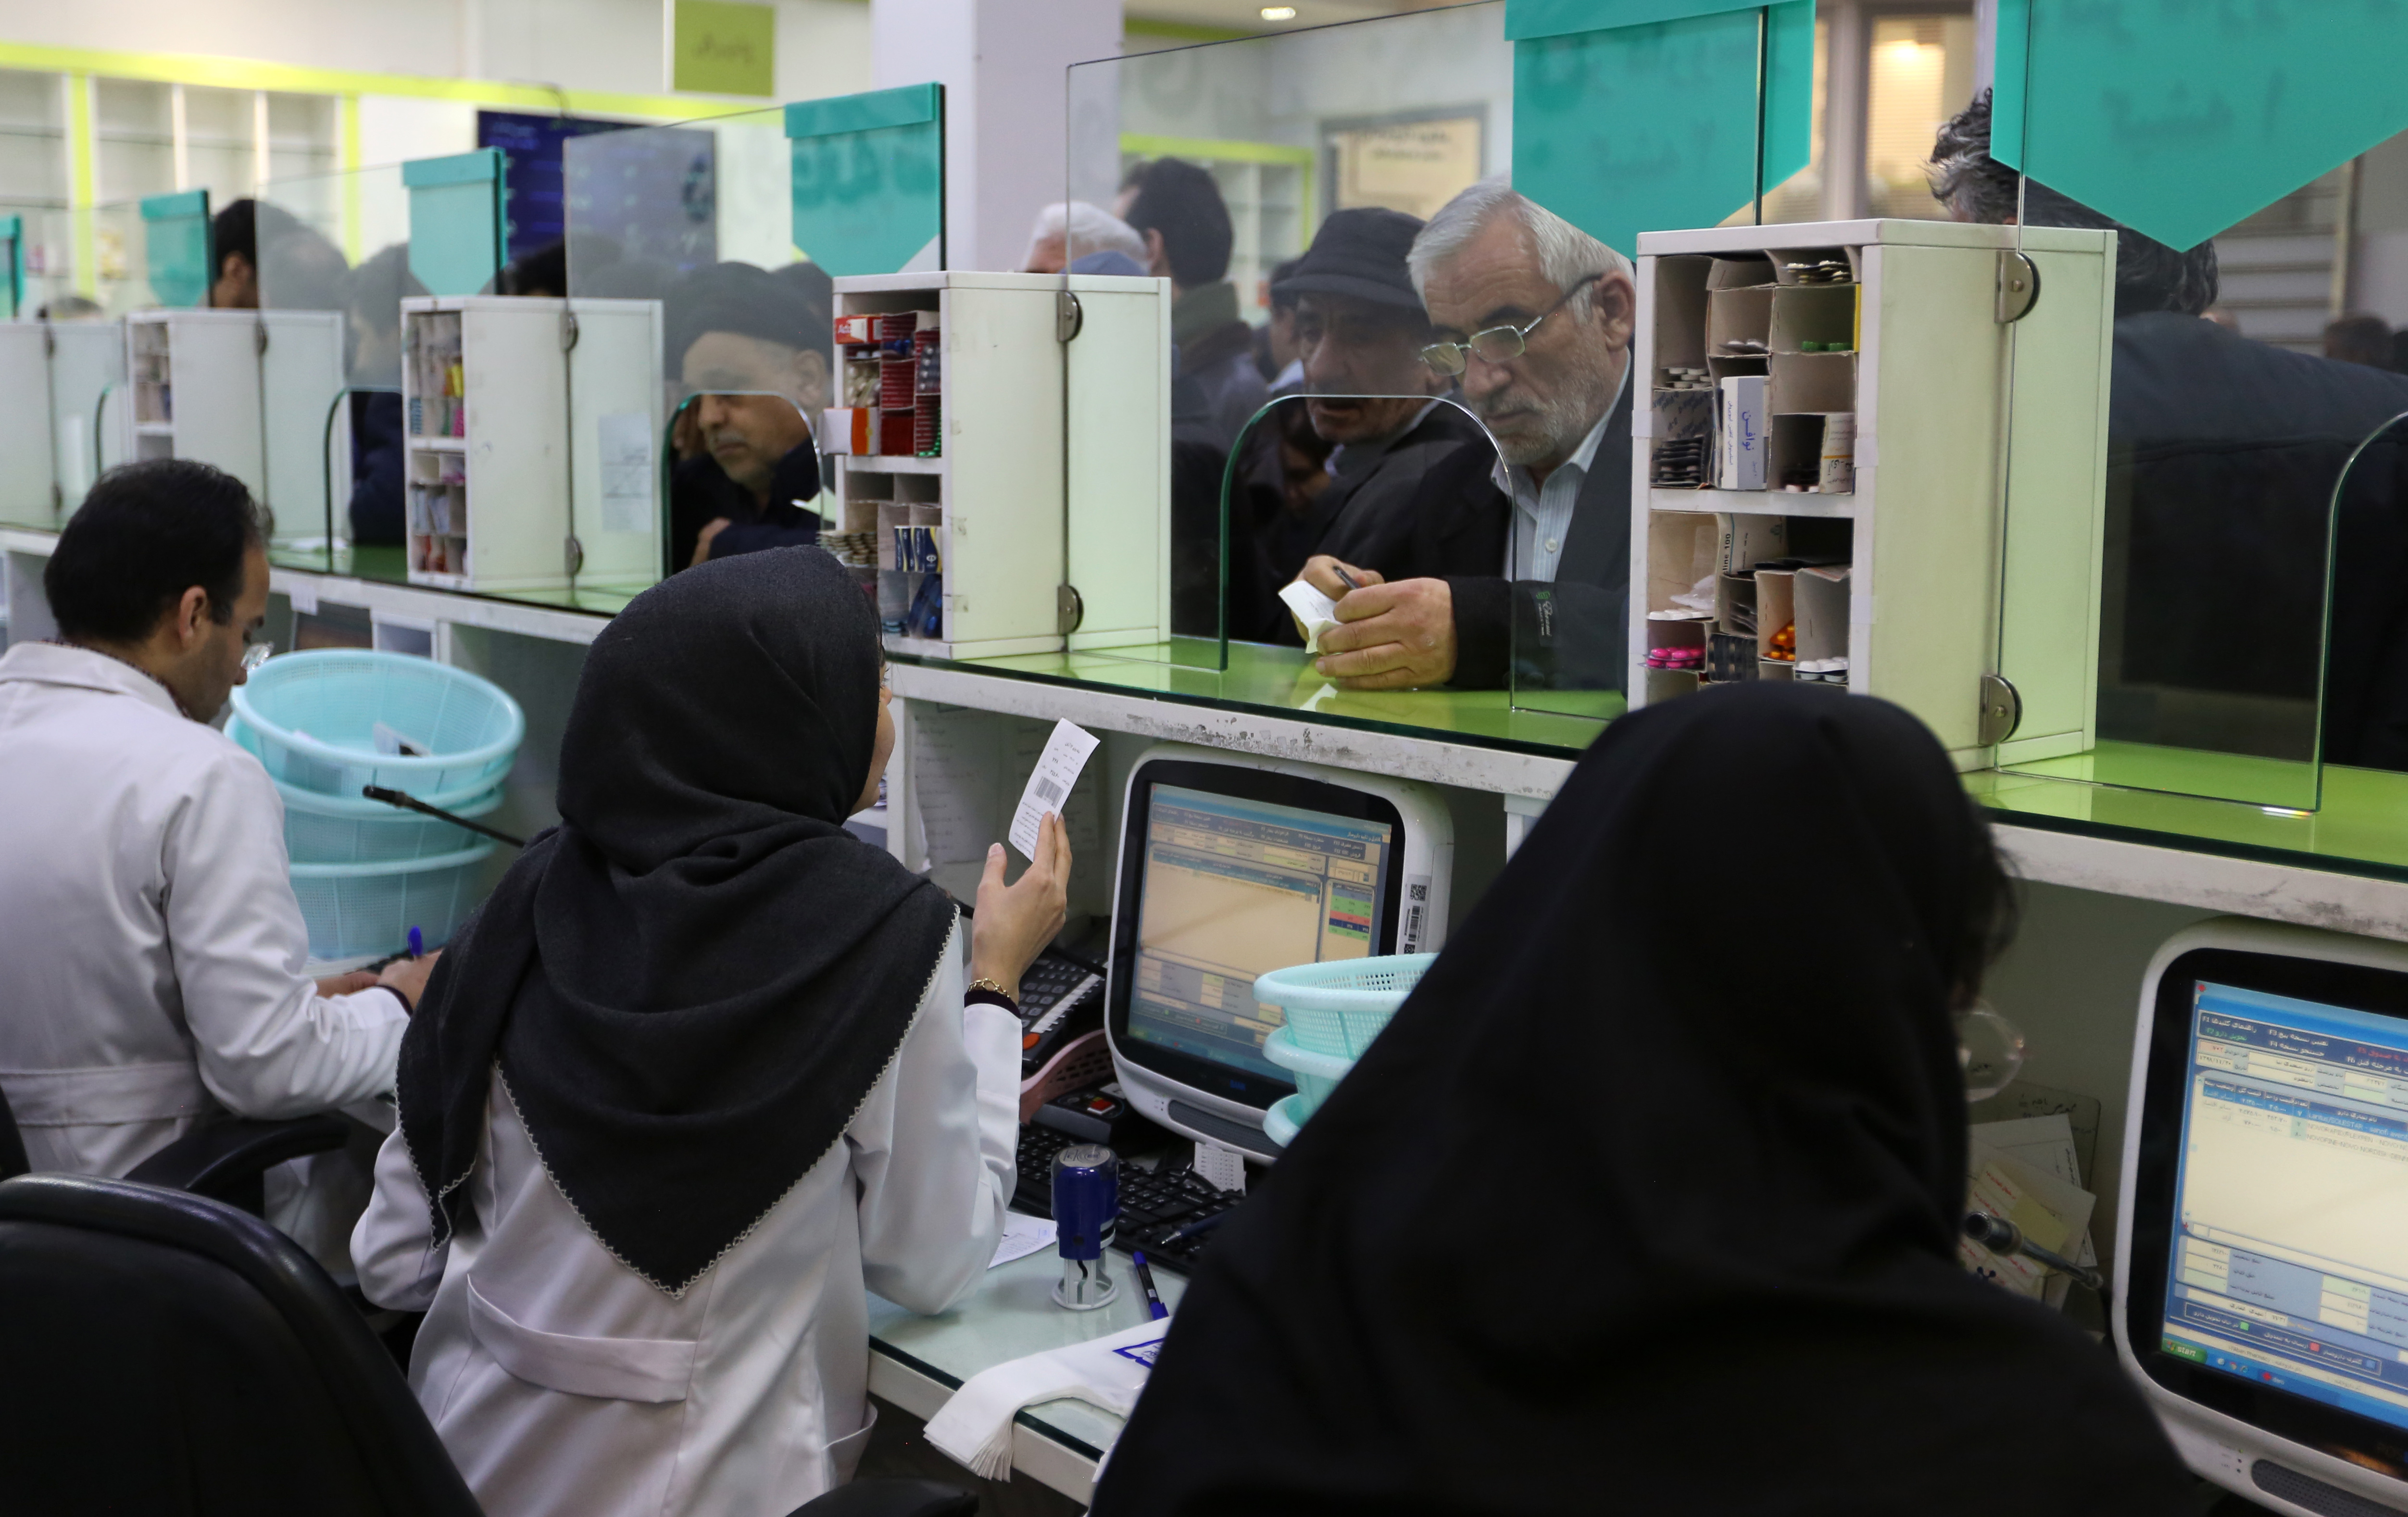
[[351, 549, 1070, 1517], [1091, 683, 2192, 1517]]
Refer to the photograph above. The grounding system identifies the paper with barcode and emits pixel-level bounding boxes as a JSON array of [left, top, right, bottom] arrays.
[[1009, 719, 1099, 861]]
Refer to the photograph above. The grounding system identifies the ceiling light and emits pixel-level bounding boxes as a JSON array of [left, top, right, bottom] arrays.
[[1261, 6, 1298, 19]]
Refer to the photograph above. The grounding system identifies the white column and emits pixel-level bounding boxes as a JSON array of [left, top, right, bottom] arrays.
[[1819, 0, 1870, 223], [873, 0, 1123, 273]]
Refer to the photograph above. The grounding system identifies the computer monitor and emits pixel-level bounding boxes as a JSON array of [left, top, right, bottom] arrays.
[[1105, 745, 1453, 1160], [2119, 917, 2408, 1515]]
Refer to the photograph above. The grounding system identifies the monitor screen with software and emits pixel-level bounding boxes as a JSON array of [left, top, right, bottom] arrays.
[[1122, 783, 1393, 1081], [2122, 921, 2408, 1513], [1106, 748, 1451, 1156]]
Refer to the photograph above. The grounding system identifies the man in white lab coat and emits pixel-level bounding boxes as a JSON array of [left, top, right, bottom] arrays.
[[0, 459, 437, 1251]]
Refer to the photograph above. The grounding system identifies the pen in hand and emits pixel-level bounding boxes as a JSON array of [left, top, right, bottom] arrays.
[[1330, 564, 1361, 594]]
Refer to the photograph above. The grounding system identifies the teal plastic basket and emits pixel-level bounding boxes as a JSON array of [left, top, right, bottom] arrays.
[[230, 717, 505, 862], [288, 842, 497, 961], [231, 650, 524, 797], [278, 779, 504, 864], [1262, 1092, 1307, 1150], [1252, 953, 1435, 1059], [1262, 1024, 1355, 1119]]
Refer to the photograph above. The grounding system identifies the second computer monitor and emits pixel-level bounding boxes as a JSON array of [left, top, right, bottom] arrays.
[[1105, 747, 1451, 1157]]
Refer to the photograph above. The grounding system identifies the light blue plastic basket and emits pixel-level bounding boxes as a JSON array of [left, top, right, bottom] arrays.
[[1261, 1024, 1355, 1120], [288, 842, 497, 961], [1262, 1092, 1307, 1150], [278, 779, 505, 864], [1252, 953, 1435, 1059], [229, 717, 505, 862], [231, 650, 524, 797]]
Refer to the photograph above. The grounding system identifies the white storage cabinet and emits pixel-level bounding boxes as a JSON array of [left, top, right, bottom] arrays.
[[1626, 220, 2115, 769], [123, 308, 348, 545], [0, 319, 129, 529], [830, 272, 1170, 660], [400, 295, 663, 594]]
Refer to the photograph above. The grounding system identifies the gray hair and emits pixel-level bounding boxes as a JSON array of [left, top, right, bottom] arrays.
[[1930, 89, 2218, 317], [1022, 201, 1146, 268], [1406, 176, 1632, 309]]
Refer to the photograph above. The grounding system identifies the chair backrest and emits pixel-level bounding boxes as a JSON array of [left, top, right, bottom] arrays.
[[0, 1173, 482, 1517], [0, 1084, 27, 1181]]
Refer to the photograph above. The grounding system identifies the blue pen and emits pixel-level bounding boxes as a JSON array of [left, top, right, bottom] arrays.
[[408, 926, 423, 960], [1132, 1251, 1168, 1320]]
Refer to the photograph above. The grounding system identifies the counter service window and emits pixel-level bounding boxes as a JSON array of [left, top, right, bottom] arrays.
[[1125, 783, 1392, 1079]]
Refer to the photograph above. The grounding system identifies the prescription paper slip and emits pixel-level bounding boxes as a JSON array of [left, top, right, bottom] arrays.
[[990, 1210, 1055, 1269], [1010, 719, 1099, 860], [1278, 580, 1341, 654]]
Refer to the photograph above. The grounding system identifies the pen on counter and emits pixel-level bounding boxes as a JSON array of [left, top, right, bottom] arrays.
[[1132, 1251, 1168, 1320], [1165, 1210, 1231, 1245], [408, 926, 423, 960]]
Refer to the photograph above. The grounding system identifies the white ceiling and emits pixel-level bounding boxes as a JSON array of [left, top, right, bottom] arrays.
[[1123, 0, 1466, 38]]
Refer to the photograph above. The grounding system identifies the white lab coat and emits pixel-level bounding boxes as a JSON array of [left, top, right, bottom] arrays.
[[351, 928, 1020, 1517], [0, 643, 408, 1231]]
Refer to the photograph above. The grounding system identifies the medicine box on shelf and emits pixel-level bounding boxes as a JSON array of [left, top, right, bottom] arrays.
[[399, 296, 663, 593], [122, 309, 349, 548], [0, 321, 125, 529], [828, 271, 1170, 661], [1628, 220, 2115, 768]]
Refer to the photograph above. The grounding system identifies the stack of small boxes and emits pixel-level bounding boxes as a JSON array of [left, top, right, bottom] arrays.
[[824, 311, 941, 460]]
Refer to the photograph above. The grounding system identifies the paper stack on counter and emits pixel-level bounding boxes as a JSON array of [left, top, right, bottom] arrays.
[[1962, 1113, 2098, 1309], [925, 1317, 1169, 1479]]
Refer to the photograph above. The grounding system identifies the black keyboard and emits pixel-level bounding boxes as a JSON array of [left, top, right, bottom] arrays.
[[1010, 1124, 1245, 1278], [1016, 951, 1104, 1075]]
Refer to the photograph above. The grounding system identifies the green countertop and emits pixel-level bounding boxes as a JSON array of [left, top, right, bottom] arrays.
[[915, 639, 1622, 756], [1969, 747, 2408, 884], [196, 546, 2408, 885], [266, 543, 642, 615]]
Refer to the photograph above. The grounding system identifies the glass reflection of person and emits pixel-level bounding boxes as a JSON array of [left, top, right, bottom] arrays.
[[1297, 179, 1635, 692], [1247, 208, 1483, 644], [343, 245, 427, 548], [1120, 158, 1271, 452], [1931, 91, 2408, 769], [665, 262, 833, 570]]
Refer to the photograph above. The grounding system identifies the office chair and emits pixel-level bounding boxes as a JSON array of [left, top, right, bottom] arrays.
[[0, 1084, 28, 1180], [0, 1069, 353, 1213], [0, 1175, 978, 1517]]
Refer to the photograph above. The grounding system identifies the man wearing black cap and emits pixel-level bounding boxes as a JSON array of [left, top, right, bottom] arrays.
[[666, 261, 833, 570], [1269, 207, 1485, 604]]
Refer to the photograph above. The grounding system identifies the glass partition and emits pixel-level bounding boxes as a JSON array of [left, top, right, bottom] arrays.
[[565, 106, 819, 593], [1068, 0, 1769, 727], [1983, 13, 2408, 810]]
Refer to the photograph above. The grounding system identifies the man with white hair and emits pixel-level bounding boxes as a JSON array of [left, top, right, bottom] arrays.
[[1295, 177, 1635, 691], [1022, 201, 1148, 274]]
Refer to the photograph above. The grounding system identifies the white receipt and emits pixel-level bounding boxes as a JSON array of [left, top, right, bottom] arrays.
[[1278, 579, 1342, 653], [1008, 719, 1099, 860], [990, 1210, 1056, 1269]]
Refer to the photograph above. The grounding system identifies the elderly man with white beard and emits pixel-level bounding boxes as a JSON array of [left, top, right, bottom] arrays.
[[1294, 177, 1635, 693]]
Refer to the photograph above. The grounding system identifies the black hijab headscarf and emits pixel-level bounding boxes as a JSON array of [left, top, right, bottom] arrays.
[[396, 548, 956, 1295], [1091, 684, 2193, 1517]]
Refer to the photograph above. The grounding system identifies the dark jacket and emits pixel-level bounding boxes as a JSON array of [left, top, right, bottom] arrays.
[[1249, 401, 1490, 647], [2107, 313, 2408, 767], [347, 391, 406, 548], [668, 445, 828, 573], [1383, 383, 1633, 691]]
